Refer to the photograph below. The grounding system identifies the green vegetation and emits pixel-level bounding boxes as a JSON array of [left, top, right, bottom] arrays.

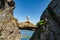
[[36, 19, 46, 26], [0, 9, 3, 12], [36, 18, 47, 33], [40, 20, 46, 26]]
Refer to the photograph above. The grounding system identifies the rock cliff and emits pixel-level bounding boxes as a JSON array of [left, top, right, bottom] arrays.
[[0, 0, 20, 40], [30, 0, 60, 40]]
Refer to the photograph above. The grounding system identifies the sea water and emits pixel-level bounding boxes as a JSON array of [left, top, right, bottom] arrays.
[[21, 38, 29, 40], [20, 30, 34, 40]]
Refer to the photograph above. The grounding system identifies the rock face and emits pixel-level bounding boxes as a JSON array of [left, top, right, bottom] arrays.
[[30, 0, 60, 40], [0, 0, 20, 40]]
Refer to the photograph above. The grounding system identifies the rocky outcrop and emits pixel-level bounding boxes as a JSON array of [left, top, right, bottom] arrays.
[[19, 21, 37, 31], [0, 0, 20, 40], [30, 0, 60, 40]]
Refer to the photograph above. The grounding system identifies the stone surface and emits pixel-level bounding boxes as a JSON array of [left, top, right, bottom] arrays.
[[0, 0, 20, 40], [30, 0, 60, 40]]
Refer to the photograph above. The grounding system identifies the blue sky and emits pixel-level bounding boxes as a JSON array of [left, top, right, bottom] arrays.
[[14, 0, 51, 38], [14, 0, 51, 24]]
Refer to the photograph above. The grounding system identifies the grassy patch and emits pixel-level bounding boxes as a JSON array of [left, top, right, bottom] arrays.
[[0, 9, 3, 12]]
